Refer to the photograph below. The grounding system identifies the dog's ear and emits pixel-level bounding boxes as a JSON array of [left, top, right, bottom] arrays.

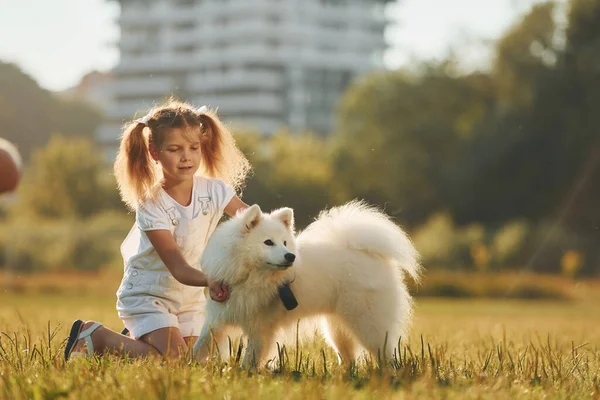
[[241, 204, 262, 232], [271, 207, 294, 231]]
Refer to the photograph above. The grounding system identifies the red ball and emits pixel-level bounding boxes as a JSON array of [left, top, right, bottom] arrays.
[[0, 139, 21, 193]]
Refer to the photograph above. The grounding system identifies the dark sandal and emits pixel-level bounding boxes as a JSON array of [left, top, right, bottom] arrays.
[[64, 320, 102, 361], [64, 320, 84, 361]]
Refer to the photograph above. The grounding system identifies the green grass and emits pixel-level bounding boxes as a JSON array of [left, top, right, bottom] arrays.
[[1, 293, 599, 399]]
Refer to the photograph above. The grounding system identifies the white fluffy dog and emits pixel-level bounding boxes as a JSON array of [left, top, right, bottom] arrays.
[[193, 201, 421, 367]]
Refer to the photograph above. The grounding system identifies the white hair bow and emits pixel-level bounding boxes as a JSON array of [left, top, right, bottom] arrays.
[[134, 105, 208, 126], [134, 109, 154, 126]]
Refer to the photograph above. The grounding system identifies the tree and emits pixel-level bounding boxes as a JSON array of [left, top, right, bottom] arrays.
[[557, 0, 600, 234], [448, 2, 562, 225], [0, 62, 103, 161], [11, 135, 122, 219], [235, 130, 335, 228], [333, 64, 494, 225], [492, 2, 558, 109]]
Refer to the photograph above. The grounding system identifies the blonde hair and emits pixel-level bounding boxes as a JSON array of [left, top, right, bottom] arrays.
[[114, 100, 251, 210]]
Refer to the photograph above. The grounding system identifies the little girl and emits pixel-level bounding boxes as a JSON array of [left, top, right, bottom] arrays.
[[64, 100, 251, 360]]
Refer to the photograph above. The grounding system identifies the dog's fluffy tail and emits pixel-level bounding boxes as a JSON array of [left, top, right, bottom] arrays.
[[300, 200, 421, 281]]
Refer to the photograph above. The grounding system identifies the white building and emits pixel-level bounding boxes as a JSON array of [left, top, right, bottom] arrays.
[[98, 0, 390, 152]]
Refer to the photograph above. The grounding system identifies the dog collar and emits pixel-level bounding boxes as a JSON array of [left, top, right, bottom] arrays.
[[278, 282, 298, 311]]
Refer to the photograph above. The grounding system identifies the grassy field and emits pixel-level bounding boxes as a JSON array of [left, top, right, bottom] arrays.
[[1, 287, 599, 400]]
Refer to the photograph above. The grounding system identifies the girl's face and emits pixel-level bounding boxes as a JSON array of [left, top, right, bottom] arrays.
[[153, 127, 202, 184]]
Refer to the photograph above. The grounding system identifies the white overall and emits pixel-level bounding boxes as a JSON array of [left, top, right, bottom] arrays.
[[116, 177, 233, 339]]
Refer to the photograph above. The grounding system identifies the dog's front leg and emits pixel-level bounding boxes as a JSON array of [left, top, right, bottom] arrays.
[[241, 336, 264, 369], [193, 321, 223, 363]]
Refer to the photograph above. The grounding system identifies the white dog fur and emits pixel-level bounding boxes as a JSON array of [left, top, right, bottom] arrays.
[[193, 200, 421, 367]]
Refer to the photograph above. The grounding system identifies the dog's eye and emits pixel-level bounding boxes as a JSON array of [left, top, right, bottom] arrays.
[[284, 241, 287, 246], [264, 239, 274, 246]]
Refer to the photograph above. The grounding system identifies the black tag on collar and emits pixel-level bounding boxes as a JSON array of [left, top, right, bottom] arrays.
[[278, 282, 298, 311]]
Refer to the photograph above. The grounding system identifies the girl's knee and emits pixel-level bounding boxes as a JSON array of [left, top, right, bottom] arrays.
[[140, 327, 188, 359], [159, 341, 188, 359]]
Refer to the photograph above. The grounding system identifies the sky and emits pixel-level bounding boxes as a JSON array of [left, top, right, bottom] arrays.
[[0, 0, 545, 92]]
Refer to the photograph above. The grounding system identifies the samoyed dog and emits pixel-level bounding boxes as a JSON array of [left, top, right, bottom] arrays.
[[193, 201, 421, 367]]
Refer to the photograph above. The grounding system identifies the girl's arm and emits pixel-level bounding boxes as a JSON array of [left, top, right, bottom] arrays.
[[224, 195, 249, 217], [145, 230, 228, 301], [146, 195, 248, 295]]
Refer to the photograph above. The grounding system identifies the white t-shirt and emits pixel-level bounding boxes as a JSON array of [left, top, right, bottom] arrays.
[[120, 176, 235, 272]]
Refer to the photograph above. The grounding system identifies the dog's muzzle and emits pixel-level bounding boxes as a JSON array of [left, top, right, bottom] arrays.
[[268, 253, 296, 269]]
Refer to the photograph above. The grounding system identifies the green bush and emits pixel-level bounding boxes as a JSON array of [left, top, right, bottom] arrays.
[[411, 212, 595, 275], [235, 130, 336, 229], [409, 271, 573, 301], [412, 212, 486, 269], [0, 211, 133, 272], [10, 135, 123, 220]]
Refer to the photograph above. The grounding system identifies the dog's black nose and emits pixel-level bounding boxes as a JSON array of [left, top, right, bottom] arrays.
[[284, 253, 296, 262]]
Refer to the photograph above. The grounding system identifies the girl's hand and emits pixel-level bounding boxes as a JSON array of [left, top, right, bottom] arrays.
[[208, 279, 230, 302]]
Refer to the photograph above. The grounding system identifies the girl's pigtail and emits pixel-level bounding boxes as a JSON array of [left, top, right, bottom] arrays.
[[198, 111, 250, 193], [114, 122, 159, 210], [197, 113, 220, 178]]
